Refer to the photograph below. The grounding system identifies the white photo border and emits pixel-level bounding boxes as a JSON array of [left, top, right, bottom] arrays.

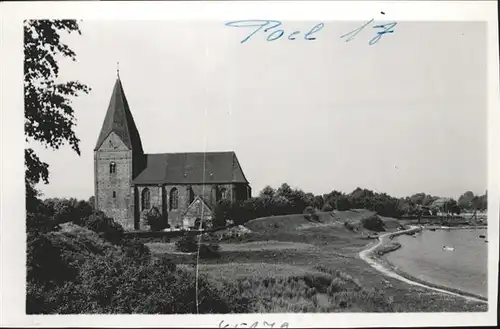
[[0, 1, 498, 327]]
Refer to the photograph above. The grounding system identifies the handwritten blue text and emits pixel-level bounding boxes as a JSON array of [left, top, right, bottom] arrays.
[[225, 19, 397, 45], [225, 20, 324, 43]]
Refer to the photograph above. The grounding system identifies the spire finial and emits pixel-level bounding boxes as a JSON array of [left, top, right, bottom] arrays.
[[117, 61, 120, 78]]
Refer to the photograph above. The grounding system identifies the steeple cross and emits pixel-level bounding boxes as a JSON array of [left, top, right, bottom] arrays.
[[117, 61, 120, 78]]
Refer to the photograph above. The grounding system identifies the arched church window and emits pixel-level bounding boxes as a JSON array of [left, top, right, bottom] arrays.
[[219, 188, 227, 200], [213, 185, 219, 203], [110, 162, 116, 174], [141, 188, 151, 210], [187, 186, 195, 204], [170, 188, 179, 210]]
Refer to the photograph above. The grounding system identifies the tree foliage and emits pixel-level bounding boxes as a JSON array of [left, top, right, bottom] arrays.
[[213, 199, 232, 227], [24, 19, 90, 200], [212, 183, 487, 227], [27, 226, 236, 314], [458, 191, 487, 211], [144, 207, 168, 232]]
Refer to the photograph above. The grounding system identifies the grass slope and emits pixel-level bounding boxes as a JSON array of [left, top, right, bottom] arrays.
[[159, 210, 486, 312], [43, 211, 485, 313]]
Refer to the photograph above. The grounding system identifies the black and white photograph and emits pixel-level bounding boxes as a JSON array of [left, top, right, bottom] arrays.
[[1, 1, 498, 327]]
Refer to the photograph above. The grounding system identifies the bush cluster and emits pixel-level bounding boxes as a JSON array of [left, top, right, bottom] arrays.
[[303, 206, 320, 222], [26, 196, 238, 314], [361, 215, 386, 232], [83, 211, 125, 243], [344, 221, 357, 231], [175, 235, 198, 252], [199, 243, 221, 259], [27, 253, 241, 314], [174, 235, 221, 259], [143, 207, 170, 232], [211, 183, 428, 229]]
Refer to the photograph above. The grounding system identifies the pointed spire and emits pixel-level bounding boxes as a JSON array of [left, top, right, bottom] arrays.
[[94, 76, 143, 153], [117, 61, 120, 79]]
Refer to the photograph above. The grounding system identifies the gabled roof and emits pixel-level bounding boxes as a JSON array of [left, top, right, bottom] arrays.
[[94, 77, 143, 152], [182, 195, 213, 216], [133, 151, 249, 185]]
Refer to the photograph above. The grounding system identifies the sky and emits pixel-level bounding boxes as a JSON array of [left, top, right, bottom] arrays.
[[30, 20, 487, 200]]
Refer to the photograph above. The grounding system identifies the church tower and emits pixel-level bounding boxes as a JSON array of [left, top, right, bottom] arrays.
[[94, 74, 144, 230]]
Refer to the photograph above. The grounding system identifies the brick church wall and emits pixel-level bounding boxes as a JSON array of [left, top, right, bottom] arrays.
[[95, 132, 134, 230], [191, 184, 217, 206], [136, 185, 162, 212], [160, 184, 239, 229], [107, 179, 250, 231]]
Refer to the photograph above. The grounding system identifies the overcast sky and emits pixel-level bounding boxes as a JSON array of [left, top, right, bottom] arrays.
[[30, 20, 487, 200]]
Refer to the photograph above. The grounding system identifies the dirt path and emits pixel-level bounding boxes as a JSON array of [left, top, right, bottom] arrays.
[[359, 227, 487, 304]]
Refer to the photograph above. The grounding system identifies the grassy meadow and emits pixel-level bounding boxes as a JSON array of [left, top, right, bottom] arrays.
[[146, 210, 487, 312], [27, 203, 487, 313]]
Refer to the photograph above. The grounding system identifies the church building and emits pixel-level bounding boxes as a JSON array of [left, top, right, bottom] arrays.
[[94, 76, 251, 231]]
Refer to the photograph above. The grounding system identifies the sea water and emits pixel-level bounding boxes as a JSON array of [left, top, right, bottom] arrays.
[[385, 228, 488, 298]]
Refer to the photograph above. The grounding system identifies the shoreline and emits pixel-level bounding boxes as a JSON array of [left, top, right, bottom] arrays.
[[359, 226, 488, 304], [422, 225, 487, 231]]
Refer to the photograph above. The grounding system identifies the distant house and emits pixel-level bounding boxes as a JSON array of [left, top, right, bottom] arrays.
[[93, 76, 251, 231]]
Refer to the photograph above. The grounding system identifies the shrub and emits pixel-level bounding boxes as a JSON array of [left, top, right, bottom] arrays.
[[174, 235, 221, 258], [26, 230, 243, 314], [303, 206, 320, 222], [156, 255, 177, 272], [26, 280, 89, 314], [74, 200, 94, 221], [40, 198, 94, 226], [303, 206, 315, 214], [199, 243, 221, 259], [322, 203, 333, 212], [361, 215, 386, 232], [144, 207, 168, 232], [175, 235, 198, 253], [213, 200, 231, 228], [82, 211, 124, 244], [344, 221, 356, 231], [121, 238, 151, 263], [26, 211, 57, 234], [34, 252, 237, 314], [26, 232, 79, 285], [231, 201, 259, 225]]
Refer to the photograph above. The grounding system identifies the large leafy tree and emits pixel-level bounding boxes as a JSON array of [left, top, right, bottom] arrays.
[[276, 183, 293, 199], [24, 20, 90, 208], [258, 185, 275, 199], [458, 191, 475, 210]]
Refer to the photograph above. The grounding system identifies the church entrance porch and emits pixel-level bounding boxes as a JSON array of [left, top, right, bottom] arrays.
[[181, 196, 213, 230]]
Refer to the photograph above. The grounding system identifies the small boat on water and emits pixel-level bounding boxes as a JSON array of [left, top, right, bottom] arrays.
[[429, 228, 436, 231], [442, 246, 455, 251], [479, 235, 486, 238]]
